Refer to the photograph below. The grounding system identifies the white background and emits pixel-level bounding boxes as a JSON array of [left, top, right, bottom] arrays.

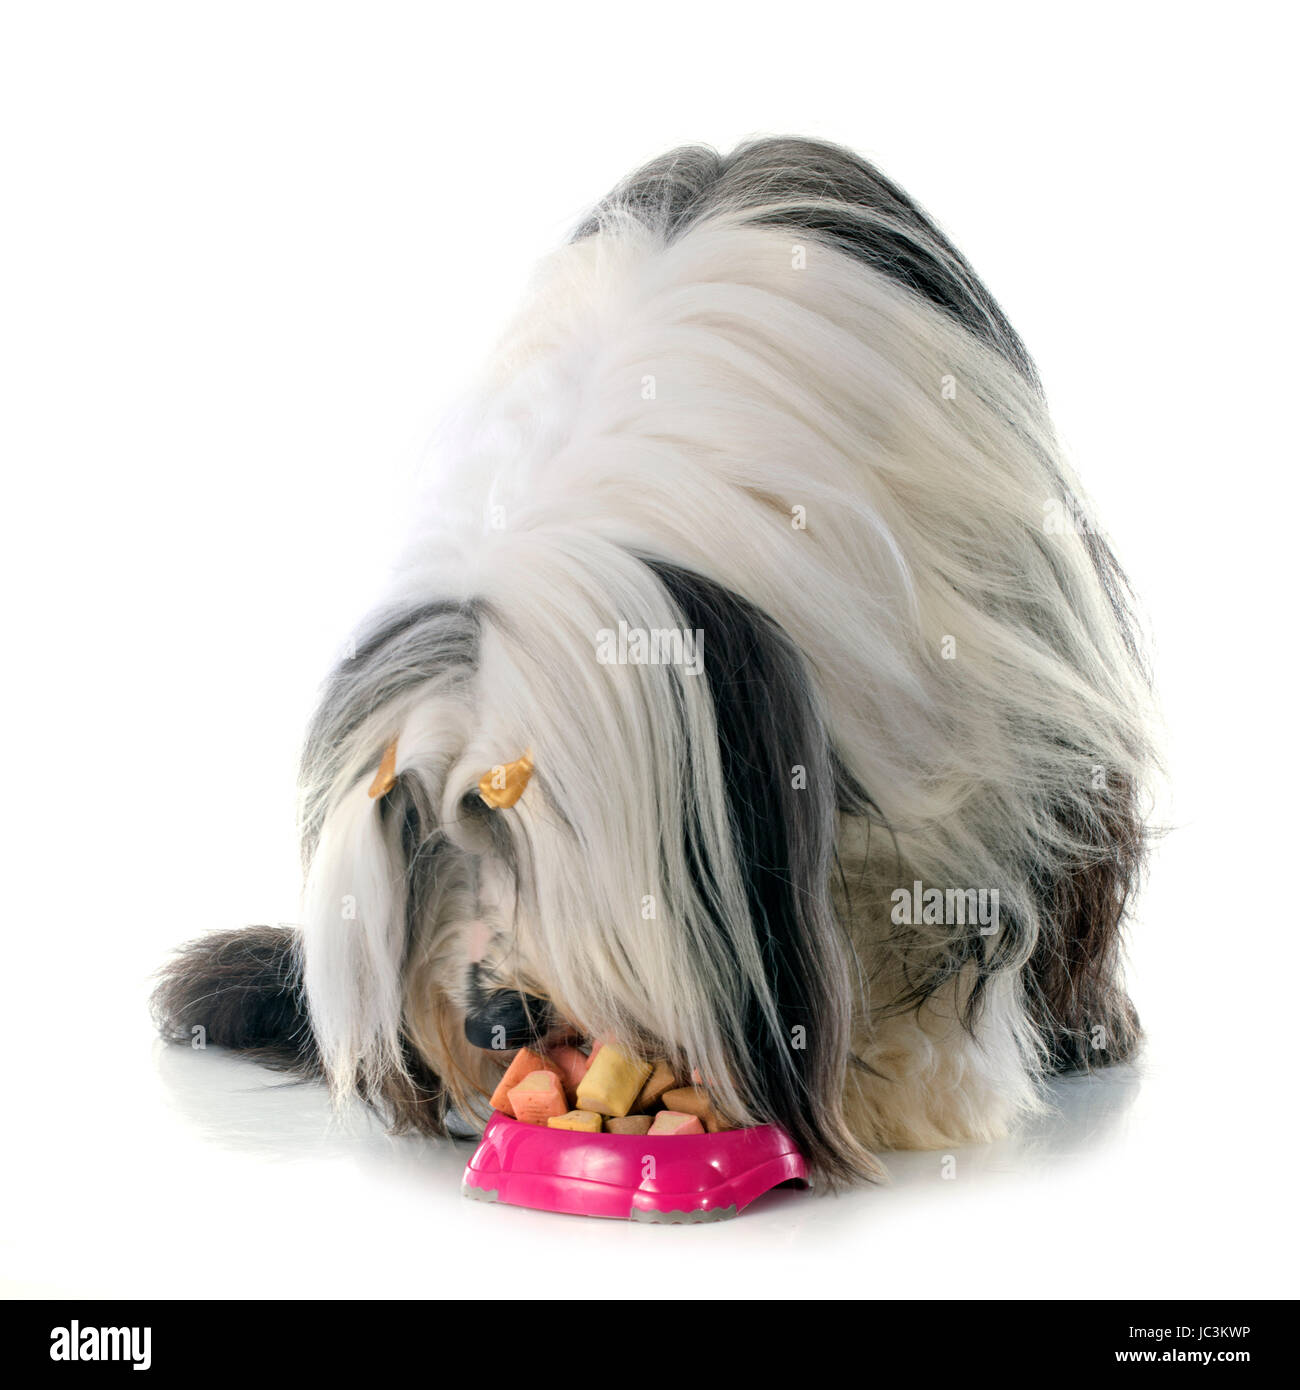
[[2, 1, 1296, 1299]]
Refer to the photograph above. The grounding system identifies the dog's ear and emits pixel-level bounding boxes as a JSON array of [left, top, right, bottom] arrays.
[[294, 603, 480, 1133], [646, 561, 879, 1183]]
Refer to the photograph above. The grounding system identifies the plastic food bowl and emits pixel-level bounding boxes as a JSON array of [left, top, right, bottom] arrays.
[[461, 1110, 810, 1223]]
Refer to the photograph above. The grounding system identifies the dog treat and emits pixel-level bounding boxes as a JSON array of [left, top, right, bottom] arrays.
[[647, 1111, 705, 1137], [604, 1115, 653, 1136], [661, 1085, 731, 1133], [549, 1043, 594, 1102], [576, 1043, 654, 1117], [547, 1109, 603, 1133], [489, 1044, 593, 1114], [491, 1044, 731, 1136], [490, 1048, 561, 1115], [507, 1069, 568, 1126], [633, 1059, 678, 1113]]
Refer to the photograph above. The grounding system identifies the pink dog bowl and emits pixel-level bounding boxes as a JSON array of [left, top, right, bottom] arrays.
[[462, 1110, 810, 1222]]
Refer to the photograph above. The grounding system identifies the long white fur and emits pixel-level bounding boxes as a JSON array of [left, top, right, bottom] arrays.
[[297, 195, 1152, 1153]]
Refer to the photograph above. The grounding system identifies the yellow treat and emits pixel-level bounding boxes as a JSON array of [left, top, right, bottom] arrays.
[[547, 1109, 603, 1133], [576, 1043, 653, 1117]]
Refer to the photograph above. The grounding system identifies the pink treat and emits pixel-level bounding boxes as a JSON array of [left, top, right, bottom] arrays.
[[647, 1111, 705, 1137], [548, 1044, 593, 1103]]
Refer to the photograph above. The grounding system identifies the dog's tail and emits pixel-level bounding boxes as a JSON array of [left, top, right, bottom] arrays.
[[151, 925, 320, 1074]]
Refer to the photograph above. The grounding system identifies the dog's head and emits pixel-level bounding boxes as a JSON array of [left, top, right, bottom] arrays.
[[299, 535, 877, 1183]]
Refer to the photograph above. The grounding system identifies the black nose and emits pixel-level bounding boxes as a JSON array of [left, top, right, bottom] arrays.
[[463, 965, 552, 1051]]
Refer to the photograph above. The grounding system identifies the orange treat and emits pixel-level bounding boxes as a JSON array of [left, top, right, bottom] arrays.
[[507, 1070, 568, 1125], [632, 1059, 678, 1113], [647, 1111, 705, 1137], [489, 1048, 562, 1116], [547, 1110, 603, 1133], [661, 1085, 732, 1133], [604, 1115, 653, 1136]]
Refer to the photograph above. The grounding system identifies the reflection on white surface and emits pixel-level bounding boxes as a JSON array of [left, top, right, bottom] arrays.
[[1, 1033, 1132, 1299], [0, 971, 1289, 1300], [152, 1039, 1141, 1179], [884, 1065, 1142, 1183]]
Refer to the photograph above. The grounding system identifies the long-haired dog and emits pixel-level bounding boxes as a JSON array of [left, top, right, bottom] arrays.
[[154, 138, 1154, 1184]]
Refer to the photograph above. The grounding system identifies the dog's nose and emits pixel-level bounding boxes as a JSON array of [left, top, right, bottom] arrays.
[[463, 965, 552, 1050]]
